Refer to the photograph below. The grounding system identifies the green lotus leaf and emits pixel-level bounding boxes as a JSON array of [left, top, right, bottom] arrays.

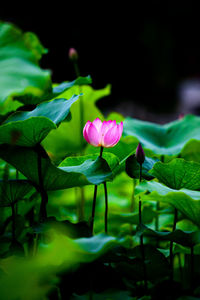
[[44, 76, 92, 100], [0, 180, 33, 207], [138, 224, 200, 247], [150, 158, 200, 190], [181, 139, 200, 163], [0, 145, 117, 190], [0, 96, 78, 146], [123, 114, 200, 156], [59, 153, 119, 176], [135, 181, 200, 227]]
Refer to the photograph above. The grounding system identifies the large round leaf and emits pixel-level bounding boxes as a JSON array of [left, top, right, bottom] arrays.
[[123, 114, 200, 155]]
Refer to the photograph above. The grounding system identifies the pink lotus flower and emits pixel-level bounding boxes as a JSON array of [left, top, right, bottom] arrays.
[[83, 118, 123, 148]]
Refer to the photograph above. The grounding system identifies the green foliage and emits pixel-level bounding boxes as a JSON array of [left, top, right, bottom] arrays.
[[0, 145, 117, 190], [126, 154, 158, 180], [123, 114, 200, 155], [59, 153, 119, 176], [0, 96, 79, 146], [86, 136, 138, 175], [150, 158, 200, 190], [44, 75, 92, 100], [135, 181, 200, 227], [0, 22, 51, 114], [139, 224, 200, 247], [43, 85, 111, 158], [0, 180, 33, 207], [181, 139, 200, 162], [0, 231, 122, 300]]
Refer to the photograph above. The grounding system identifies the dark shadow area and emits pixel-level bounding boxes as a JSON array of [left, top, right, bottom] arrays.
[[2, 4, 200, 121]]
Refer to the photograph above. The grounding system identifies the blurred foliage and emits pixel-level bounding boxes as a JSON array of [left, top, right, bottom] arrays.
[[1, 21, 200, 300], [0, 22, 51, 114]]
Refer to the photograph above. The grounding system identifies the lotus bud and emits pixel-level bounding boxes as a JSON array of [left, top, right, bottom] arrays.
[[136, 143, 145, 165], [68, 48, 78, 62]]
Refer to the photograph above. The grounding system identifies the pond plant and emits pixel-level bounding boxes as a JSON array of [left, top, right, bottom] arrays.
[[0, 21, 200, 300]]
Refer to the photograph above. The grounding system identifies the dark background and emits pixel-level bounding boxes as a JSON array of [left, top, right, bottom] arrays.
[[2, 4, 200, 121]]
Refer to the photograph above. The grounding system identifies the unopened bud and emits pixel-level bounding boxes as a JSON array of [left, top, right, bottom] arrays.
[[136, 143, 145, 165], [69, 48, 78, 62]]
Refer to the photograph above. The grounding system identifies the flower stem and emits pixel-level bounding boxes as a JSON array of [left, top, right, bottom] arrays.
[[178, 253, 183, 284], [139, 163, 148, 293], [73, 59, 86, 220], [155, 201, 160, 231], [74, 61, 80, 77], [155, 155, 164, 234], [100, 146, 103, 158], [190, 245, 194, 291], [11, 202, 16, 243], [37, 146, 48, 223], [170, 207, 178, 281], [155, 201, 160, 248], [139, 164, 143, 225], [15, 169, 19, 215], [104, 182, 108, 233], [90, 146, 104, 235], [130, 179, 136, 246], [91, 185, 97, 235], [130, 178, 135, 212], [100, 146, 108, 233], [130, 179, 136, 212], [73, 58, 84, 146]]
